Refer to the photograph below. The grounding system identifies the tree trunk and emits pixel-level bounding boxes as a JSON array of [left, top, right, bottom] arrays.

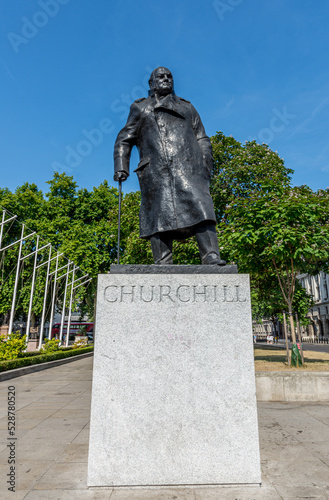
[[278, 320, 281, 338], [295, 313, 305, 365], [288, 304, 296, 343], [282, 311, 290, 367]]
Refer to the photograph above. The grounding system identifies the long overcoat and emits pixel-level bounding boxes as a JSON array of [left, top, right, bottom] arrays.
[[114, 92, 217, 238]]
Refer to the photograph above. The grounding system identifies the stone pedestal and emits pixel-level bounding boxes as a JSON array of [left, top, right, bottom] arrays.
[[0, 325, 9, 337], [26, 340, 39, 352], [88, 266, 261, 487]]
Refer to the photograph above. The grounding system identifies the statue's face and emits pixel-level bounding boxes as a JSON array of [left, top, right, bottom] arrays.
[[151, 67, 173, 96]]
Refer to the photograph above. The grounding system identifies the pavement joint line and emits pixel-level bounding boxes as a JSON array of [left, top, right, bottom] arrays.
[[25, 461, 53, 495], [261, 404, 329, 475], [302, 407, 329, 427]]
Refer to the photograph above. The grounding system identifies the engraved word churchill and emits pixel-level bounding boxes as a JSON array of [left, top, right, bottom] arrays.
[[104, 284, 247, 304]]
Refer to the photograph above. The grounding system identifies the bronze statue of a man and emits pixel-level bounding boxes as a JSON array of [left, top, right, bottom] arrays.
[[114, 67, 226, 265]]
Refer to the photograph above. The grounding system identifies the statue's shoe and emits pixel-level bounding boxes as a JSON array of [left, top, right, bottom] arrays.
[[203, 253, 227, 266]]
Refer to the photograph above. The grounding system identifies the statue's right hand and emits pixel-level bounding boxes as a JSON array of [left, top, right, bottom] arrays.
[[114, 171, 128, 182]]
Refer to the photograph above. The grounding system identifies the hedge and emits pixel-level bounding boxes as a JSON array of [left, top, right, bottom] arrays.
[[0, 346, 94, 372], [19, 345, 93, 357], [19, 351, 41, 357]]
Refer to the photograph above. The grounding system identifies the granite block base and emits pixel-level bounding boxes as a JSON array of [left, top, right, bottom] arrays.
[[88, 270, 261, 486]]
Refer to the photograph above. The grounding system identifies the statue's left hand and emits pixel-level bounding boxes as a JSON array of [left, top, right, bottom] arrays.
[[114, 171, 128, 182]]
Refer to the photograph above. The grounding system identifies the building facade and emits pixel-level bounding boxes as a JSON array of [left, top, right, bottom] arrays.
[[298, 272, 329, 340]]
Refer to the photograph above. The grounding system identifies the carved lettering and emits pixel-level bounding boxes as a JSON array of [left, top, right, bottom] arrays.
[[140, 285, 155, 302], [120, 285, 135, 302], [213, 285, 218, 302], [176, 285, 190, 302], [223, 285, 234, 302], [235, 285, 246, 302], [159, 285, 174, 302], [193, 285, 208, 302], [104, 285, 118, 302], [104, 283, 248, 304]]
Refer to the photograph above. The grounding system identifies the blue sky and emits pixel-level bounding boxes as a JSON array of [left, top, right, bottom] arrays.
[[1, 0, 329, 196]]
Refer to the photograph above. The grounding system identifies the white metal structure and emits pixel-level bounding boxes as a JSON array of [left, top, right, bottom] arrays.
[[0, 207, 92, 348]]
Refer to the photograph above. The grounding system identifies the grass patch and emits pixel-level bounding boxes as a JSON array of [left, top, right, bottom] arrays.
[[254, 346, 329, 371]]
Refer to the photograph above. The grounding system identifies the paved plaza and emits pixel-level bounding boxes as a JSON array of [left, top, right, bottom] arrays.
[[0, 357, 328, 500]]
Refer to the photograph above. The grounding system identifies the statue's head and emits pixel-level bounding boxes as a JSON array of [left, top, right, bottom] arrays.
[[149, 67, 174, 96]]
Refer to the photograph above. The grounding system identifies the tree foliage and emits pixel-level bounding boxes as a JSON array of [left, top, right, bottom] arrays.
[[251, 273, 314, 326], [0, 173, 119, 324], [219, 184, 329, 340], [210, 131, 293, 220]]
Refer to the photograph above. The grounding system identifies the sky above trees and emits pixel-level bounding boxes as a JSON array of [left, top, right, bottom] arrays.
[[1, 0, 329, 194]]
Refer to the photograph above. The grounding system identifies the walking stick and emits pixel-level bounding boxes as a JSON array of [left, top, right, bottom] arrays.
[[117, 179, 122, 264]]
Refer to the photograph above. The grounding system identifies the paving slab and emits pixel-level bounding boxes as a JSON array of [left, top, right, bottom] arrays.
[[0, 356, 328, 499], [33, 461, 88, 490], [24, 491, 113, 499], [109, 488, 196, 499]]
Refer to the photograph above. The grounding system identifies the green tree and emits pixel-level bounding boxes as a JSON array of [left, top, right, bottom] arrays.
[[0, 173, 120, 324], [251, 273, 314, 340], [219, 185, 329, 344], [210, 132, 293, 220]]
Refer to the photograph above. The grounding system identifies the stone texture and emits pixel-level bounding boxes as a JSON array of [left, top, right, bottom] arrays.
[[256, 372, 285, 401], [256, 372, 329, 401], [88, 273, 261, 487], [111, 264, 238, 274]]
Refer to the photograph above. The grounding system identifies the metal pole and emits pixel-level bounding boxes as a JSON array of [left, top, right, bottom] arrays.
[[65, 265, 76, 347], [0, 211, 17, 249], [283, 311, 290, 367], [48, 253, 59, 339], [26, 235, 39, 343], [49, 262, 69, 276], [8, 224, 25, 336], [73, 278, 92, 289], [1, 230, 36, 252], [59, 262, 71, 344], [22, 242, 50, 261], [0, 211, 5, 249], [117, 180, 122, 264], [36, 252, 63, 269], [38, 246, 52, 350], [72, 274, 89, 286]]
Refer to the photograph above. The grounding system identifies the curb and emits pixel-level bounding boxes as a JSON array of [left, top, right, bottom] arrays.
[[256, 371, 329, 402], [0, 351, 94, 381]]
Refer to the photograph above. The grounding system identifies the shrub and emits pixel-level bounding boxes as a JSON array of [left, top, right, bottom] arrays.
[[72, 338, 88, 349], [40, 338, 60, 353], [77, 325, 87, 335], [0, 332, 27, 361], [20, 351, 42, 357]]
